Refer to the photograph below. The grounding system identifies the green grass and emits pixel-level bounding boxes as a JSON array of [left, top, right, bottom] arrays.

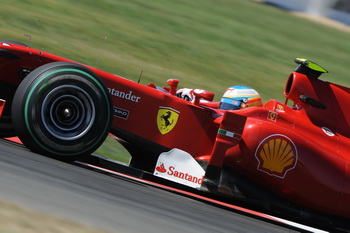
[[95, 136, 131, 164], [2, 0, 350, 161]]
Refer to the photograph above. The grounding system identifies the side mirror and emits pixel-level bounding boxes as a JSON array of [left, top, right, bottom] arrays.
[[193, 89, 215, 105], [167, 79, 179, 95]]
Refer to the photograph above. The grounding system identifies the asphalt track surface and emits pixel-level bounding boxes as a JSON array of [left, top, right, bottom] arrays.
[[0, 139, 305, 233]]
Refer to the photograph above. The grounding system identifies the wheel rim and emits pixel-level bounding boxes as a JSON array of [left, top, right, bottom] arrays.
[[41, 85, 95, 141]]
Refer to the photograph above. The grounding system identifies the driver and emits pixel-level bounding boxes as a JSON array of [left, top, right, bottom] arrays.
[[176, 85, 263, 110], [219, 85, 263, 110]]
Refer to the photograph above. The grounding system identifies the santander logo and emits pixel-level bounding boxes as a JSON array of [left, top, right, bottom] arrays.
[[155, 163, 203, 185], [153, 149, 206, 189], [156, 163, 167, 173]]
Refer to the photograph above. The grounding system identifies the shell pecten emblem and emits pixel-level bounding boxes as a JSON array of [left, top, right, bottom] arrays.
[[157, 106, 180, 135], [255, 134, 298, 178]]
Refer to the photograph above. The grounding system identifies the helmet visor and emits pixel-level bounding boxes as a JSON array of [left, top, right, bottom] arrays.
[[219, 98, 241, 110]]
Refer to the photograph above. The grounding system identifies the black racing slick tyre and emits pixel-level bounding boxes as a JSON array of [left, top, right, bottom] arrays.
[[12, 62, 112, 161]]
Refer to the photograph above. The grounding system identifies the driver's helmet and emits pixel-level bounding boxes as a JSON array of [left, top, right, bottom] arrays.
[[219, 85, 263, 110]]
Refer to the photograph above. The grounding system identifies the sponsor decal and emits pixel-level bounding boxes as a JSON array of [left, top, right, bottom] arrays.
[[108, 88, 141, 102], [155, 163, 166, 173], [155, 163, 203, 185], [267, 111, 277, 122], [157, 106, 179, 135], [255, 134, 298, 179], [113, 107, 129, 119], [322, 127, 335, 136], [154, 149, 205, 188], [276, 104, 285, 112]]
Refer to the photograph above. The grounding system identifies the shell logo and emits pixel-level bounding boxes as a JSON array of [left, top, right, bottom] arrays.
[[255, 134, 298, 179]]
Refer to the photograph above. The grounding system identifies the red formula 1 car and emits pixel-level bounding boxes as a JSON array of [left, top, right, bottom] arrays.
[[1, 40, 350, 230]]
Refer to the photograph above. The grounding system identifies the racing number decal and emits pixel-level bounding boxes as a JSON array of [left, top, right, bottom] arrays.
[[255, 134, 298, 178], [157, 106, 179, 135]]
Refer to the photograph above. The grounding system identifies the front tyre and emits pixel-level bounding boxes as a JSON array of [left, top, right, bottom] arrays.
[[12, 62, 112, 161]]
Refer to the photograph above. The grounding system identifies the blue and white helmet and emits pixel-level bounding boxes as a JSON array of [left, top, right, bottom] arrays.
[[219, 85, 263, 110]]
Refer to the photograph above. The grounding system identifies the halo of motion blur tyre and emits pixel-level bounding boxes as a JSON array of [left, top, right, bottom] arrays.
[[0, 40, 29, 137], [12, 62, 112, 161]]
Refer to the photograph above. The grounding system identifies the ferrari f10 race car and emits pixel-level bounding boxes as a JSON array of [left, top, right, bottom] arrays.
[[1, 40, 350, 231]]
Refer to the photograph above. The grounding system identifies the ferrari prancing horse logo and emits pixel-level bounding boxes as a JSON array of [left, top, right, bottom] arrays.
[[157, 107, 180, 135]]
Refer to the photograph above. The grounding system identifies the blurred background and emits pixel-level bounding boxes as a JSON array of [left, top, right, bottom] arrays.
[[2, 0, 350, 102], [264, 0, 350, 25]]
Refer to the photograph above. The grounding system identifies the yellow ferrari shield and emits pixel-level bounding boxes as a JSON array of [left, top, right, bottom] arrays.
[[157, 107, 179, 135]]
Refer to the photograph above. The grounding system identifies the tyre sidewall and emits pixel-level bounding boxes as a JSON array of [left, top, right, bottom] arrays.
[[12, 62, 112, 159]]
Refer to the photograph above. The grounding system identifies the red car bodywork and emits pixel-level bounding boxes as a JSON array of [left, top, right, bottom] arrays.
[[1, 41, 350, 224]]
